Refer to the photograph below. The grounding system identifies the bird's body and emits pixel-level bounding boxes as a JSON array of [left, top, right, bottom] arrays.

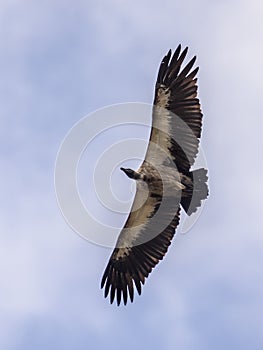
[[101, 45, 209, 305], [123, 164, 184, 193]]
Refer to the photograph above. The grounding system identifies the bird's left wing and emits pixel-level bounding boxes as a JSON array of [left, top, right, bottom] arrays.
[[146, 45, 203, 173]]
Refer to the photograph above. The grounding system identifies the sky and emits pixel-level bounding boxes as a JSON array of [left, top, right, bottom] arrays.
[[1, 0, 263, 349]]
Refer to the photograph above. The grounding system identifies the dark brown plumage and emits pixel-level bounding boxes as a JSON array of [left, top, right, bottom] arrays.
[[101, 45, 208, 306]]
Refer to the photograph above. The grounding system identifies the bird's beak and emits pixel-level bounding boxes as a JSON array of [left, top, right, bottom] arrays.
[[120, 167, 126, 175]]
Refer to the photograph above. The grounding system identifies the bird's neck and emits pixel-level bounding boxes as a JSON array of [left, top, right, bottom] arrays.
[[130, 170, 141, 180]]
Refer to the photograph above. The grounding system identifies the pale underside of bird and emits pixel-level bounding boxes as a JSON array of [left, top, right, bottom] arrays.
[[101, 45, 209, 306]]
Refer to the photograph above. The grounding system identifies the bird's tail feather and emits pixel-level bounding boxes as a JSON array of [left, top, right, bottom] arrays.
[[181, 168, 208, 216]]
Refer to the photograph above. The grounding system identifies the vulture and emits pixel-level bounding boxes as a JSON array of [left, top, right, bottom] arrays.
[[101, 45, 208, 305]]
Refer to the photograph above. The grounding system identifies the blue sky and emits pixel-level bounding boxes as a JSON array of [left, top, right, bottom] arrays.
[[1, 0, 263, 349]]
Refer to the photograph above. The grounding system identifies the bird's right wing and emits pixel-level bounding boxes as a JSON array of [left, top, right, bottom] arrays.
[[101, 181, 181, 306]]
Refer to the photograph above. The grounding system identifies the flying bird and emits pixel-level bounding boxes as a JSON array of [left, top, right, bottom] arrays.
[[101, 45, 209, 305]]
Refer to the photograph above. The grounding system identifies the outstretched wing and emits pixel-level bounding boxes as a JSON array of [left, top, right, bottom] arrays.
[[101, 181, 181, 306], [101, 46, 202, 305], [145, 44, 203, 173]]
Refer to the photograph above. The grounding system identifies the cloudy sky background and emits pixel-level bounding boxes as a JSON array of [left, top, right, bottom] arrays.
[[1, 0, 263, 349]]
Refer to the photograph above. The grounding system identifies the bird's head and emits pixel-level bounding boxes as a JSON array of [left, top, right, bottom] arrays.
[[120, 167, 138, 179]]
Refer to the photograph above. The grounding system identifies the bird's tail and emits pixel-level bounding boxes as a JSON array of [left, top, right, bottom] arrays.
[[181, 168, 208, 216]]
